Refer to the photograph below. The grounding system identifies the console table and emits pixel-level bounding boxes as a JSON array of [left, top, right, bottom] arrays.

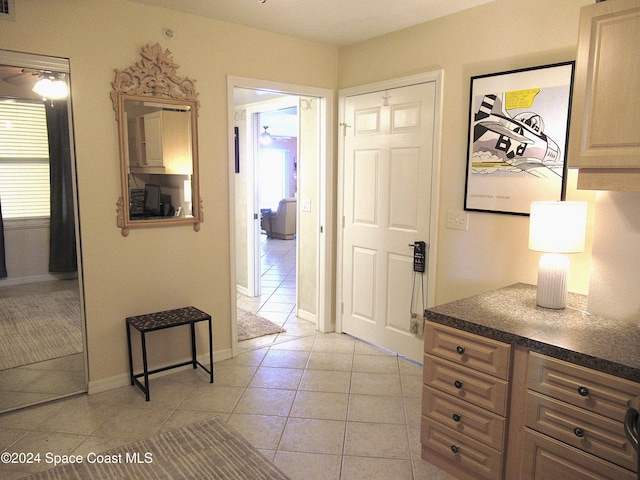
[[126, 306, 213, 401]]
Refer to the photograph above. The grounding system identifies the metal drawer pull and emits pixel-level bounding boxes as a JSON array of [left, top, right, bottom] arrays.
[[452, 413, 461, 422], [574, 427, 585, 438], [451, 445, 459, 454], [577, 386, 589, 397], [456, 346, 465, 355], [454, 380, 463, 389]]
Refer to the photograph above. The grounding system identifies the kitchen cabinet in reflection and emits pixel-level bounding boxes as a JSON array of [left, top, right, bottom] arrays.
[[126, 106, 192, 174]]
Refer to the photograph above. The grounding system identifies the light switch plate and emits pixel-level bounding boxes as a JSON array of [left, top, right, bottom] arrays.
[[302, 197, 311, 212], [446, 210, 469, 231]]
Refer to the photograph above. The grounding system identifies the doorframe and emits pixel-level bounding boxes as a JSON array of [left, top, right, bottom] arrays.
[[227, 76, 334, 357], [336, 71, 443, 334]]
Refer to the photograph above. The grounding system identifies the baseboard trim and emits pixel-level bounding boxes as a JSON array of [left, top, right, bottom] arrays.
[[88, 347, 232, 395], [0, 273, 77, 287], [296, 308, 317, 324], [236, 285, 250, 296]]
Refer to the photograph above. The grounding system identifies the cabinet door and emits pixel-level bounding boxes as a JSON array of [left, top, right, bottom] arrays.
[[161, 111, 191, 174], [144, 111, 164, 166], [522, 429, 636, 480], [568, 0, 640, 187]]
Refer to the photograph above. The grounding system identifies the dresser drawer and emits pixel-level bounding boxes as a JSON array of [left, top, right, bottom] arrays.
[[425, 321, 511, 380], [522, 428, 636, 480], [423, 385, 506, 450], [421, 416, 503, 480], [525, 390, 636, 471], [527, 352, 640, 421], [424, 354, 508, 416]]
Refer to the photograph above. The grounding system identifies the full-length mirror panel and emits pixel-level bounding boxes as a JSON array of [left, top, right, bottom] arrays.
[[112, 44, 202, 236], [0, 50, 86, 413]]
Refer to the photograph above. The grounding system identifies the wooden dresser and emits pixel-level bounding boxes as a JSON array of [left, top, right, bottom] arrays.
[[422, 322, 511, 480], [421, 283, 640, 480]]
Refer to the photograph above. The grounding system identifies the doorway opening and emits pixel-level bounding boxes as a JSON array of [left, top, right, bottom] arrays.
[[227, 77, 334, 358], [241, 96, 304, 351], [257, 107, 298, 215]]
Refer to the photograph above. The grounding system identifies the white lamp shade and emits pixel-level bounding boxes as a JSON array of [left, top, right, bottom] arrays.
[[529, 201, 587, 253]]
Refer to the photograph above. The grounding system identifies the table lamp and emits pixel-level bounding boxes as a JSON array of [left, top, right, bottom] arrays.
[[529, 201, 587, 309]]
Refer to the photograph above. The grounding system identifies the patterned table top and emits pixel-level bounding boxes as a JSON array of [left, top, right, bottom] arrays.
[[126, 306, 211, 332]]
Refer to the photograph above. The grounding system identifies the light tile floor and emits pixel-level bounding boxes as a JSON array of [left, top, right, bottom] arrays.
[[0, 237, 455, 480]]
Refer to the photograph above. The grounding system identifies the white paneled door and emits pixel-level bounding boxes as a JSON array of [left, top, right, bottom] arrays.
[[340, 81, 437, 362]]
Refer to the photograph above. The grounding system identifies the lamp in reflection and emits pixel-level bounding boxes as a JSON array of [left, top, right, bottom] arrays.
[[260, 125, 272, 146], [184, 179, 192, 202], [528, 201, 587, 309]]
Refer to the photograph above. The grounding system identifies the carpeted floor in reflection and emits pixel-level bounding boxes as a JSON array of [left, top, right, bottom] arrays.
[[0, 289, 82, 370]]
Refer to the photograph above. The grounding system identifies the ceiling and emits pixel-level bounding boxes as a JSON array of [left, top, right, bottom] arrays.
[[128, 0, 495, 47]]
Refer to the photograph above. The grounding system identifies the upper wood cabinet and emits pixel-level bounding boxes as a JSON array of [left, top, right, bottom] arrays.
[[126, 109, 192, 174], [568, 0, 640, 191]]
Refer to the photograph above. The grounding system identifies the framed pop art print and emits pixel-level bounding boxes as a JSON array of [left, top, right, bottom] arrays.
[[464, 62, 575, 215]]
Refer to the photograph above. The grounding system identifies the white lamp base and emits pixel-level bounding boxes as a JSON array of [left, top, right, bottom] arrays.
[[536, 253, 569, 309]]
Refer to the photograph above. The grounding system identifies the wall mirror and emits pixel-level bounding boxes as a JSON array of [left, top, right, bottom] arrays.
[[111, 43, 203, 236], [0, 49, 86, 412]]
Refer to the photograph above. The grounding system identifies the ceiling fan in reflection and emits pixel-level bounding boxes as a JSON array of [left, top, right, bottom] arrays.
[[0, 66, 68, 99]]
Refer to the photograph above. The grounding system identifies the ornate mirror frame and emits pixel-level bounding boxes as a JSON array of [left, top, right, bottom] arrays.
[[111, 43, 203, 236]]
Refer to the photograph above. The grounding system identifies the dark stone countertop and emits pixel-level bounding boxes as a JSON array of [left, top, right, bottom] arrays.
[[425, 283, 640, 383]]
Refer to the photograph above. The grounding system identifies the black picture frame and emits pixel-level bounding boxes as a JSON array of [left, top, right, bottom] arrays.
[[464, 61, 575, 215]]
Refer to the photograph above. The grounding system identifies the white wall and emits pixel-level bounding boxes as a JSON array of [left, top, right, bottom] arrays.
[[5, 0, 632, 391], [338, 0, 639, 323], [1, 0, 338, 388], [338, 0, 596, 305], [588, 191, 640, 320]]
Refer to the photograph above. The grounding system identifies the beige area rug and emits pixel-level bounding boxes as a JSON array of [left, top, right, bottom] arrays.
[[24, 416, 290, 479], [237, 308, 285, 341], [0, 289, 82, 370]]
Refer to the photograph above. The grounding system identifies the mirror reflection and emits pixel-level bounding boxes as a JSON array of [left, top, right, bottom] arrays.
[[123, 99, 194, 221], [0, 53, 86, 413]]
